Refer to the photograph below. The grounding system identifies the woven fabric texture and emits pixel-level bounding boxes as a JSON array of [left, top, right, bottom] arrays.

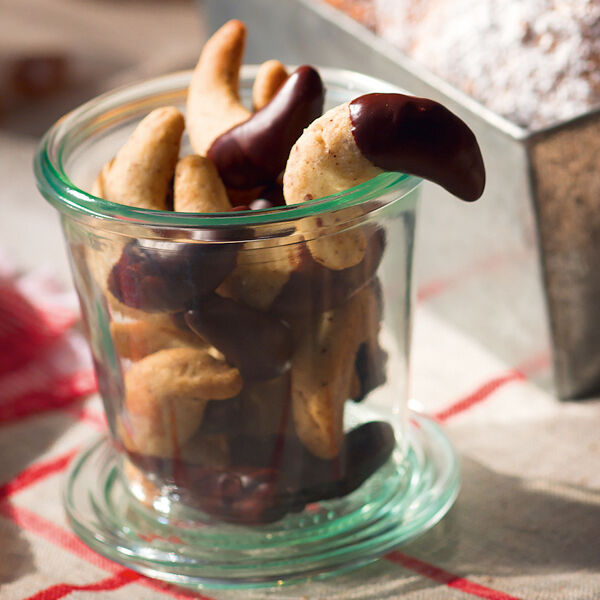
[[0, 260, 598, 600]]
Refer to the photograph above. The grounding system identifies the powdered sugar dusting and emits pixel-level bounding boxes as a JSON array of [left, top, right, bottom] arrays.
[[323, 0, 377, 29], [374, 0, 600, 129]]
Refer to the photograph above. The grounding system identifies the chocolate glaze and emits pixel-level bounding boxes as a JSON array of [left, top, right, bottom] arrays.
[[349, 93, 485, 201], [107, 240, 236, 312], [185, 294, 293, 381], [126, 420, 394, 524], [208, 65, 325, 189]]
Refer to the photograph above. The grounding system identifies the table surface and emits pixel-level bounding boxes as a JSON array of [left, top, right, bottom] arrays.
[[1, 2, 599, 599]]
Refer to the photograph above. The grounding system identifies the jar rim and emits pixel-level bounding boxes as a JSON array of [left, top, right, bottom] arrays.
[[34, 67, 421, 228]]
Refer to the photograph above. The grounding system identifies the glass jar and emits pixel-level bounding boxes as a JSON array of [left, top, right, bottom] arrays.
[[35, 67, 459, 588]]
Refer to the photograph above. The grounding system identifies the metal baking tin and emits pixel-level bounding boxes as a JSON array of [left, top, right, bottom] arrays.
[[202, 0, 600, 398]]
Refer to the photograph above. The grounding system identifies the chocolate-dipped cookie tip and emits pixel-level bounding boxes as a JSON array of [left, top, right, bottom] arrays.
[[349, 93, 485, 202], [208, 64, 325, 190]]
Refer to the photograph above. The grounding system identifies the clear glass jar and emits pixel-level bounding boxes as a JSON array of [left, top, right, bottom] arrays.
[[35, 67, 458, 588]]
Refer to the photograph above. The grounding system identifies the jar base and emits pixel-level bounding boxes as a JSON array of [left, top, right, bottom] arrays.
[[64, 408, 459, 589]]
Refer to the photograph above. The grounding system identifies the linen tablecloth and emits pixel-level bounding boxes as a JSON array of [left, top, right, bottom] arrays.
[[1, 252, 599, 600]]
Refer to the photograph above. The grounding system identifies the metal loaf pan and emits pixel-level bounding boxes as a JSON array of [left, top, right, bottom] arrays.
[[202, 0, 600, 399]]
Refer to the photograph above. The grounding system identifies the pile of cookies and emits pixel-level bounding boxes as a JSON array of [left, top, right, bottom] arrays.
[[93, 20, 484, 524]]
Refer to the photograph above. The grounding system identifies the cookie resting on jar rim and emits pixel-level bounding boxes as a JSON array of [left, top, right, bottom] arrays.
[[33, 19, 484, 589]]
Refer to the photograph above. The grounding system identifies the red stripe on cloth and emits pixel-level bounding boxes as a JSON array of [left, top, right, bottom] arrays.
[[417, 278, 452, 303], [0, 369, 97, 425], [433, 371, 525, 423], [0, 283, 58, 374], [416, 248, 529, 304], [433, 353, 550, 423], [1, 503, 215, 599], [39, 307, 79, 338], [386, 551, 522, 600], [64, 405, 107, 430], [0, 448, 78, 499], [515, 353, 551, 376], [22, 569, 140, 600], [3, 499, 516, 599], [0, 503, 122, 573]]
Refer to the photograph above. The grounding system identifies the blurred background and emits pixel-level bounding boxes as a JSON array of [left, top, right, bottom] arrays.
[[0, 0, 207, 279], [0, 0, 205, 137]]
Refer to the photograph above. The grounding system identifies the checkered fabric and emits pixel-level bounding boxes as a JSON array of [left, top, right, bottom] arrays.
[[1, 255, 598, 600]]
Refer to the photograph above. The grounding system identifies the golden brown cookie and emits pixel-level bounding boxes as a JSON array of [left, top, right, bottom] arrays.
[[98, 106, 184, 210], [110, 315, 206, 361], [187, 20, 251, 155], [121, 347, 242, 457], [217, 240, 305, 310], [252, 59, 288, 111], [291, 285, 377, 459], [173, 154, 231, 213], [283, 103, 378, 270]]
